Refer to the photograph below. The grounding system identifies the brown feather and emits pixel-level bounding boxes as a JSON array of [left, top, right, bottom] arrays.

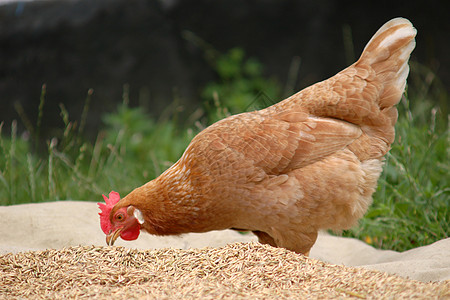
[[112, 18, 416, 254]]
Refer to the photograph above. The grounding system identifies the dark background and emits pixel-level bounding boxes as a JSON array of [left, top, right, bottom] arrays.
[[0, 0, 448, 137]]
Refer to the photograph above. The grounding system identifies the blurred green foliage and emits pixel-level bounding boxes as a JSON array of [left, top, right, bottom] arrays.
[[202, 48, 281, 122]]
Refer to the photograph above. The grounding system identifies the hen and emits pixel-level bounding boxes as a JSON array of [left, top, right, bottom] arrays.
[[99, 18, 416, 255]]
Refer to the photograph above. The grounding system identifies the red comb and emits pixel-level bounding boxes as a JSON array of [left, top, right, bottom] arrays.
[[98, 191, 121, 234]]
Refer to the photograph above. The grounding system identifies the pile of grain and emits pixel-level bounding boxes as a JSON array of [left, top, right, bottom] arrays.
[[0, 242, 448, 299]]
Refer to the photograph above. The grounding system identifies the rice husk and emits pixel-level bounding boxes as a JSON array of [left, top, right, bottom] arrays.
[[1, 242, 448, 299]]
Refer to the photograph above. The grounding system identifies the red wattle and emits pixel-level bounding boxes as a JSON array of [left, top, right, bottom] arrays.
[[120, 224, 141, 241]]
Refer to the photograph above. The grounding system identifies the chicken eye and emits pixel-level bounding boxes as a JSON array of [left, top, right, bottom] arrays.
[[116, 213, 124, 221]]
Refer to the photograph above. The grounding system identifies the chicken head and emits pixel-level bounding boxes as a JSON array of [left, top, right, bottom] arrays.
[[98, 191, 143, 245]]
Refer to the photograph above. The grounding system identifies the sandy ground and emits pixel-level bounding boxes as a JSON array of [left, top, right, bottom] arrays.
[[1, 200, 449, 283]]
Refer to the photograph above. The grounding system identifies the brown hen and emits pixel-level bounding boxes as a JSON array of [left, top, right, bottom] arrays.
[[101, 18, 416, 255]]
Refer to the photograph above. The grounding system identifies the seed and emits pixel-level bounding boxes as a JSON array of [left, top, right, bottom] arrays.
[[0, 242, 447, 298]]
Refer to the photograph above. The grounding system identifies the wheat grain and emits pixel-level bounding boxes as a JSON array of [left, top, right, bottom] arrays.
[[0, 242, 448, 299]]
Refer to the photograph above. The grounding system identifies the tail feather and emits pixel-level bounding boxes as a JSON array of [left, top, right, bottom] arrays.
[[348, 18, 416, 159], [360, 18, 416, 64], [272, 18, 416, 159], [357, 17, 417, 109]]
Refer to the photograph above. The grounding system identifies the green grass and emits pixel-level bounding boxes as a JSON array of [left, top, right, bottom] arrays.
[[0, 89, 195, 203], [0, 51, 448, 252]]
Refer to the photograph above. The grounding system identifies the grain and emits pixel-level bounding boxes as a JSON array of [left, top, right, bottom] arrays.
[[0, 242, 448, 299]]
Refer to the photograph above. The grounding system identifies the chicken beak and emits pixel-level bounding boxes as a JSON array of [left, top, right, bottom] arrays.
[[106, 228, 122, 246]]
